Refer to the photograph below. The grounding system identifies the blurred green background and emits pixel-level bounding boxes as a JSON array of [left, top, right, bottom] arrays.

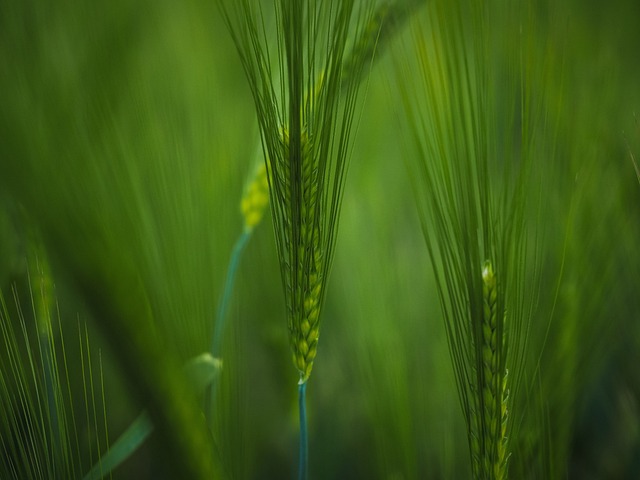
[[1, 0, 640, 478]]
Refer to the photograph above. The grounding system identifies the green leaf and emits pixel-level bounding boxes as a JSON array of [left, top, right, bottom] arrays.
[[82, 353, 222, 480], [82, 412, 153, 480]]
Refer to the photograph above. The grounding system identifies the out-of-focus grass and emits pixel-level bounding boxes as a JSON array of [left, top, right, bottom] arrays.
[[1, 0, 639, 478]]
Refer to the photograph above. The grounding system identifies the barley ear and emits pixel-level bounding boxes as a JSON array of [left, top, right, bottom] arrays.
[[272, 128, 321, 383], [396, 1, 547, 476], [479, 261, 509, 480]]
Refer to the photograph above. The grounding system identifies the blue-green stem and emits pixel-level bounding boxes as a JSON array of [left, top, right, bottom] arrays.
[[82, 200, 255, 479], [207, 230, 252, 424], [298, 380, 308, 480], [210, 230, 251, 358]]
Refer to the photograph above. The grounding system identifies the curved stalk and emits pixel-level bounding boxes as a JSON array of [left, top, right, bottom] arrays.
[[210, 230, 252, 358]]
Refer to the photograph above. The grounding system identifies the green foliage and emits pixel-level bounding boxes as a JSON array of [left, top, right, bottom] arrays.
[[1, 0, 639, 478], [0, 272, 108, 479]]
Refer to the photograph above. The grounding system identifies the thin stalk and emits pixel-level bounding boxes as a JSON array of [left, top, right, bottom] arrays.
[[298, 380, 308, 480], [206, 230, 252, 425], [206, 161, 269, 423], [210, 230, 252, 358], [87, 164, 266, 477]]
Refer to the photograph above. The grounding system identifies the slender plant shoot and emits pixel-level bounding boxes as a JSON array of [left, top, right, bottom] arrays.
[[216, 0, 377, 477], [397, 0, 549, 476]]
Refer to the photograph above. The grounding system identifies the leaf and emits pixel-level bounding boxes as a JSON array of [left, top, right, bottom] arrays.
[[82, 353, 222, 480], [82, 413, 153, 480]]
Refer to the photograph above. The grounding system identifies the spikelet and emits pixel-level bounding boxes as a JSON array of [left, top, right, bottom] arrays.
[[480, 261, 509, 480], [240, 163, 270, 232]]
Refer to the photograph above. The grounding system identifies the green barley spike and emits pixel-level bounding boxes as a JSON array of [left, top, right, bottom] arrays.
[[215, 3, 378, 476], [479, 261, 509, 480], [397, 1, 544, 477], [218, 0, 419, 383], [217, 0, 376, 383], [277, 127, 322, 382]]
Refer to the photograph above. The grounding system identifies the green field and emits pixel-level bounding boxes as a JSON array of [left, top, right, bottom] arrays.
[[1, 1, 639, 478]]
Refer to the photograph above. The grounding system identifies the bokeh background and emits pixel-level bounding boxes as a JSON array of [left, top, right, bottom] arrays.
[[1, 0, 640, 478]]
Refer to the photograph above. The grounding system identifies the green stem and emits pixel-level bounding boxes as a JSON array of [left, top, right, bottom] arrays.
[[206, 230, 252, 424], [210, 230, 251, 358], [298, 380, 308, 480]]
